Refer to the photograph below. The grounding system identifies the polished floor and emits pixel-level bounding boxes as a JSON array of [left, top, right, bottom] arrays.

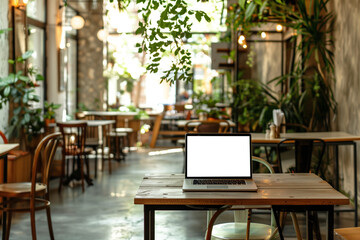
[[5, 144, 358, 239]]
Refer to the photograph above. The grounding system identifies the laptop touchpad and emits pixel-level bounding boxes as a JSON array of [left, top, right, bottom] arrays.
[[207, 186, 228, 189]]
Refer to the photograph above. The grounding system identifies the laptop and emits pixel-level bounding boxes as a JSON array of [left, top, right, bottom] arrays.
[[182, 133, 257, 192]]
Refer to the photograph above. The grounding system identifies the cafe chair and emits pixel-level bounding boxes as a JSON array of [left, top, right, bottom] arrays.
[[184, 120, 230, 133], [57, 121, 93, 192], [276, 138, 326, 240], [206, 156, 301, 240], [0, 132, 61, 240]]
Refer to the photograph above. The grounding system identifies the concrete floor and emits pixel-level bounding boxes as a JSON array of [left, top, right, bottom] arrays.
[[5, 145, 358, 239]]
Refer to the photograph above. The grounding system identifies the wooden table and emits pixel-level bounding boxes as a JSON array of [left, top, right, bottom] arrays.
[[134, 173, 349, 240], [176, 119, 236, 128], [251, 131, 360, 226], [0, 144, 19, 239]]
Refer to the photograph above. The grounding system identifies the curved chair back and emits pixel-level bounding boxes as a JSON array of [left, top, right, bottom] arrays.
[[31, 132, 61, 194], [0, 130, 8, 144], [57, 121, 88, 156], [276, 138, 326, 174]]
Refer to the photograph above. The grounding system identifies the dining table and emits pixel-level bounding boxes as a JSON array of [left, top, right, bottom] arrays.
[[0, 143, 19, 239], [134, 173, 349, 240], [251, 131, 360, 226]]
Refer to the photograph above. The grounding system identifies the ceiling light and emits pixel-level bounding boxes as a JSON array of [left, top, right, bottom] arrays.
[[70, 15, 85, 30]]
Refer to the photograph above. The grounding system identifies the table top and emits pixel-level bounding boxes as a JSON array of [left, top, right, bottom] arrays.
[[251, 131, 360, 144], [177, 120, 236, 128], [58, 120, 115, 127], [134, 173, 349, 206], [83, 111, 161, 117], [0, 144, 19, 157]]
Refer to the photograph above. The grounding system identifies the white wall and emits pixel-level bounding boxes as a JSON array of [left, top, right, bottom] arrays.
[[46, 0, 66, 121], [0, 0, 9, 134]]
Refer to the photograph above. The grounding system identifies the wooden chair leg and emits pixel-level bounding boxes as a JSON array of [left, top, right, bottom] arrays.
[[46, 206, 55, 240], [58, 155, 66, 192], [94, 148, 98, 178], [5, 211, 12, 240], [290, 212, 302, 240], [80, 156, 85, 192], [30, 207, 37, 240], [246, 209, 251, 240]]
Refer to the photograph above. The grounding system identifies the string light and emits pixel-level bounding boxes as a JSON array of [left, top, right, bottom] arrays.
[[238, 35, 245, 45], [71, 15, 85, 30], [261, 32, 267, 39], [276, 24, 283, 32], [243, 44, 247, 49]]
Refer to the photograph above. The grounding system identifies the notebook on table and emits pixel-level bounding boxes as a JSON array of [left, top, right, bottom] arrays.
[[182, 133, 257, 192]]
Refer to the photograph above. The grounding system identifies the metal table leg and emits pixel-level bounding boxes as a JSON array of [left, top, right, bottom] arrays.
[[353, 142, 358, 227], [144, 205, 155, 240]]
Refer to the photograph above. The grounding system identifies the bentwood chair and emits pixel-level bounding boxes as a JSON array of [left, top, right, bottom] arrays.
[[206, 156, 301, 240], [57, 121, 92, 192], [276, 138, 326, 240], [0, 132, 61, 240]]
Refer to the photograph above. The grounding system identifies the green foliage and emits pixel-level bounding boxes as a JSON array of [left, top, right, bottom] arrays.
[[110, 0, 132, 11], [192, 91, 228, 119], [232, 79, 272, 131], [44, 101, 61, 120], [135, 0, 211, 85], [0, 50, 44, 140], [266, 0, 336, 130]]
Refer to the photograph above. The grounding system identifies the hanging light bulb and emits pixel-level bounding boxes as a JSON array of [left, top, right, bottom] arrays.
[[97, 29, 108, 41], [243, 44, 247, 49], [276, 24, 283, 32], [22, 0, 28, 3], [71, 15, 85, 30], [238, 35, 245, 45], [261, 32, 267, 39]]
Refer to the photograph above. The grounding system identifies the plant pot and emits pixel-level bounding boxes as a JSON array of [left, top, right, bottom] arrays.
[[44, 118, 56, 127]]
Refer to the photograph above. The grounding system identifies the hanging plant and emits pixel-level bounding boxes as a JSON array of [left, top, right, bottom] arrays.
[[134, 0, 211, 85]]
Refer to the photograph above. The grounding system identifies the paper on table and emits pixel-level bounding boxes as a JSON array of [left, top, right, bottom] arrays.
[[273, 109, 284, 127]]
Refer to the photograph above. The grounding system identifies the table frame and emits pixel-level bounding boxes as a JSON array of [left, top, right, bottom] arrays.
[[135, 173, 349, 240], [253, 139, 358, 227], [0, 144, 19, 239], [143, 204, 335, 240]]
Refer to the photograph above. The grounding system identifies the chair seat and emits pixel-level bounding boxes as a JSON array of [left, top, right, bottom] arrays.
[[108, 132, 127, 137], [334, 227, 360, 240], [0, 182, 47, 197], [115, 128, 133, 133], [86, 138, 102, 146], [65, 147, 93, 155], [211, 222, 279, 240]]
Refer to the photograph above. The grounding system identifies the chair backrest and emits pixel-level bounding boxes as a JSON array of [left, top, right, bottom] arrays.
[[280, 123, 309, 133], [31, 132, 61, 194], [57, 121, 88, 155], [0, 130, 9, 144], [276, 138, 326, 174], [184, 120, 230, 133]]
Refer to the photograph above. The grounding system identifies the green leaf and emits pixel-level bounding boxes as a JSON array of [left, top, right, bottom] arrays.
[[3, 86, 10, 97], [245, 2, 256, 20], [8, 59, 15, 64], [239, 0, 246, 9], [24, 113, 30, 123], [204, 14, 211, 22], [36, 74, 44, 81], [22, 50, 34, 60], [13, 107, 21, 115], [195, 11, 202, 22]]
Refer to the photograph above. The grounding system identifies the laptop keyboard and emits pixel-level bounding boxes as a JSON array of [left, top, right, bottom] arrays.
[[193, 179, 246, 185]]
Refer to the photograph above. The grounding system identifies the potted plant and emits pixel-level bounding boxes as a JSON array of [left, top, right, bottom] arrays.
[[44, 101, 61, 127], [192, 91, 228, 121], [0, 30, 45, 149]]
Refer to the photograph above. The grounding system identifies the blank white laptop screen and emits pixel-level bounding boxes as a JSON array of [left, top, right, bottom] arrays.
[[186, 135, 251, 178]]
